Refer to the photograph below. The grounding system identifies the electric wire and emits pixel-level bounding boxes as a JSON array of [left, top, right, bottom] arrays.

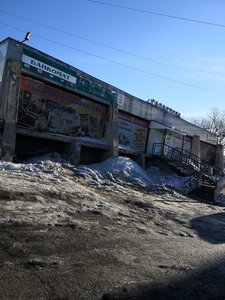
[[0, 8, 198, 74], [86, 0, 225, 28], [1, 21, 225, 96], [0, 8, 222, 80]]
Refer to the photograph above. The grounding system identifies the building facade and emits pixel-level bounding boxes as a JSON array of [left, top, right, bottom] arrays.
[[0, 37, 223, 172]]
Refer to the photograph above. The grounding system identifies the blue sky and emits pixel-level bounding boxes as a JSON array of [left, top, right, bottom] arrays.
[[1, 0, 225, 120]]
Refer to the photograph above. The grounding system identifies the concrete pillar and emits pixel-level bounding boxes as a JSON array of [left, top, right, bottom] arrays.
[[191, 135, 201, 158], [215, 144, 224, 173], [68, 141, 81, 165], [102, 102, 118, 160], [0, 59, 21, 161], [137, 153, 146, 169]]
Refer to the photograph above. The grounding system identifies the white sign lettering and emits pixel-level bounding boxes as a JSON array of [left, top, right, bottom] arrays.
[[22, 54, 77, 84]]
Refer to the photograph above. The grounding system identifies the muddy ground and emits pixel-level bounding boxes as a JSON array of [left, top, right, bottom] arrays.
[[0, 166, 225, 300]]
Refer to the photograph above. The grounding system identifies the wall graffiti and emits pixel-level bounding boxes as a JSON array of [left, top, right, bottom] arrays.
[[18, 76, 108, 139]]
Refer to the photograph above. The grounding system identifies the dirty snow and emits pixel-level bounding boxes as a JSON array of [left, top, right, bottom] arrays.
[[0, 154, 211, 227], [1, 154, 225, 300], [77, 157, 191, 193], [0, 154, 190, 192], [214, 176, 225, 206]]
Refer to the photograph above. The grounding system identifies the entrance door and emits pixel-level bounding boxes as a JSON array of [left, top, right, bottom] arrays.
[[147, 129, 165, 155]]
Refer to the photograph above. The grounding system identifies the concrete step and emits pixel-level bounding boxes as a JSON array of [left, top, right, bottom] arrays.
[[189, 184, 216, 203]]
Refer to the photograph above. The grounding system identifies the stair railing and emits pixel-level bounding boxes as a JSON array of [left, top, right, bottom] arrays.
[[152, 143, 219, 194], [152, 143, 209, 175]]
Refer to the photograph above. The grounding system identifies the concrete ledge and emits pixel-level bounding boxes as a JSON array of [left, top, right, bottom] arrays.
[[119, 147, 141, 156], [16, 127, 110, 150]]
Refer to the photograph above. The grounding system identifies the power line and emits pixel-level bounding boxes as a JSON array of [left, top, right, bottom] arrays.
[[1, 22, 225, 97], [0, 22, 25, 34], [0, 8, 188, 72], [0, 9, 221, 80], [32, 37, 225, 95], [86, 0, 225, 28]]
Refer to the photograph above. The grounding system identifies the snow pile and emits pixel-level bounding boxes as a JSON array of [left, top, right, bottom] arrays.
[[78, 157, 190, 193], [0, 155, 193, 226], [0, 154, 190, 193], [214, 176, 225, 206], [0, 153, 70, 182], [78, 157, 153, 188], [146, 166, 191, 192]]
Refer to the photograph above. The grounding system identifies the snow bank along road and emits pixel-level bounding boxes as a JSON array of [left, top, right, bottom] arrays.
[[0, 155, 225, 299]]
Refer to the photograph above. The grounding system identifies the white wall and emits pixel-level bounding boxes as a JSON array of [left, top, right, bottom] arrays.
[[147, 129, 165, 155], [117, 92, 217, 146]]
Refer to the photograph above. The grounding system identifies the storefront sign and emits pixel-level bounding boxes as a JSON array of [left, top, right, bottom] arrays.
[[183, 136, 192, 153], [18, 76, 108, 139], [76, 75, 117, 103], [164, 132, 192, 155], [22, 49, 117, 102], [117, 93, 125, 106], [22, 49, 77, 89], [165, 132, 183, 150], [118, 111, 149, 152]]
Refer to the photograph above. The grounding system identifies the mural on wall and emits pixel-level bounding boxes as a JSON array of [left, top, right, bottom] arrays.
[[18, 76, 108, 139], [118, 111, 149, 152]]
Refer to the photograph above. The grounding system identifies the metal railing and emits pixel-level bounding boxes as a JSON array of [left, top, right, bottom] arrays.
[[152, 143, 209, 174], [152, 142, 211, 193]]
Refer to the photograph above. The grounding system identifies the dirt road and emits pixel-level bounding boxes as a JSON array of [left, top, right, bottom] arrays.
[[0, 161, 225, 299]]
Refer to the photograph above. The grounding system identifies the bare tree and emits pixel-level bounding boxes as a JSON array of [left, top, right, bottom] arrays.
[[192, 109, 225, 148]]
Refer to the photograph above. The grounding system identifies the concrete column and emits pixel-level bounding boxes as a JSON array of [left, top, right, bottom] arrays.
[[137, 153, 146, 169], [215, 144, 224, 172], [0, 59, 21, 161], [68, 141, 81, 165], [191, 135, 201, 158], [102, 102, 118, 160]]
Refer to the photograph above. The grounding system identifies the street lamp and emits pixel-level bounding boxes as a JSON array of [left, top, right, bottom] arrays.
[[21, 32, 32, 43]]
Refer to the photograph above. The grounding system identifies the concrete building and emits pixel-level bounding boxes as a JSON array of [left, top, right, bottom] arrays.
[[0, 37, 223, 172], [117, 91, 221, 171], [0, 37, 118, 164]]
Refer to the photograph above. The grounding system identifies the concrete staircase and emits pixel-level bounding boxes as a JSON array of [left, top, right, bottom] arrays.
[[152, 143, 217, 203], [167, 161, 194, 176], [189, 178, 216, 203], [152, 143, 208, 176]]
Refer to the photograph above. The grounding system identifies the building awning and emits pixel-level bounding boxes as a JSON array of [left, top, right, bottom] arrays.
[[149, 121, 186, 135]]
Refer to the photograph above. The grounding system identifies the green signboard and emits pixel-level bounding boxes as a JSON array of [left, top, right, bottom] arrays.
[[22, 49, 77, 89], [22, 49, 116, 102], [76, 75, 117, 103]]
